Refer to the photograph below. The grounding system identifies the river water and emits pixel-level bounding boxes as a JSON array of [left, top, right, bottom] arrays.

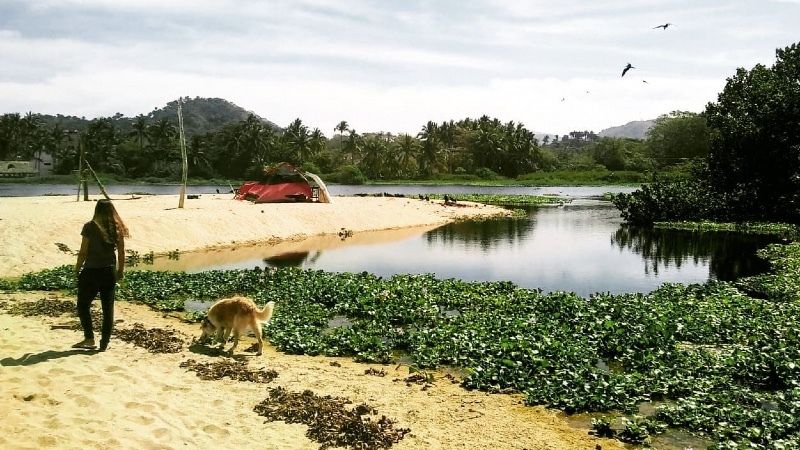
[[3, 183, 778, 296]]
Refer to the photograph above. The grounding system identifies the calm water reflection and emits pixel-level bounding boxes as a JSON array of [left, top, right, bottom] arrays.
[[145, 199, 778, 297]]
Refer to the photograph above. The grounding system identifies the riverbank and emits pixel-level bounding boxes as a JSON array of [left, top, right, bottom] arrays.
[[0, 194, 508, 278], [0, 291, 622, 450]]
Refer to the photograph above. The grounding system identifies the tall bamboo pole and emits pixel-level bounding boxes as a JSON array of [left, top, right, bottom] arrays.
[[177, 99, 188, 208]]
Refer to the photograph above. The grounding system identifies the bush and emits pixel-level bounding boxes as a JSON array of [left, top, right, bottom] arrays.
[[474, 167, 500, 180], [612, 178, 724, 225], [329, 165, 367, 184], [300, 162, 321, 175]]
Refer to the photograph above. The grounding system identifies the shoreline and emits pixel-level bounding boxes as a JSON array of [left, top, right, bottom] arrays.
[[0, 291, 623, 450], [0, 194, 508, 278]]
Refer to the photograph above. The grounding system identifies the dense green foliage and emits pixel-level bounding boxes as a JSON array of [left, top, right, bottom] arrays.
[[611, 176, 721, 225], [2, 98, 681, 184], [704, 43, 800, 224], [646, 111, 710, 168], [615, 42, 800, 225], [9, 240, 800, 448]]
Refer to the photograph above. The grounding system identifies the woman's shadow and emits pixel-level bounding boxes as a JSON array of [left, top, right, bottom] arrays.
[[1, 349, 99, 367]]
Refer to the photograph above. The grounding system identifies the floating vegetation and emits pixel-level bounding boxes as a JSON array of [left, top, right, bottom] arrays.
[[0, 278, 16, 291], [15, 236, 800, 448], [655, 221, 800, 238], [115, 323, 185, 353], [364, 367, 386, 377], [253, 387, 410, 449], [2, 297, 75, 317], [17, 265, 75, 291], [126, 249, 155, 266], [125, 249, 141, 266], [180, 358, 278, 383], [428, 193, 566, 206]]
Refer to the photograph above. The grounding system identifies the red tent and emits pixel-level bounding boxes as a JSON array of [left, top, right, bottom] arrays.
[[235, 163, 315, 203]]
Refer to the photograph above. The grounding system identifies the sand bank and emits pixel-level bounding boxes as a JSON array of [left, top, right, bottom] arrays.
[[0, 291, 622, 450], [0, 194, 507, 278]]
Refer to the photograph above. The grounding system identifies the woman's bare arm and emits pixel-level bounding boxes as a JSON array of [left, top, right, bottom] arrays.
[[116, 237, 125, 280], [75, 237, 89, 276]]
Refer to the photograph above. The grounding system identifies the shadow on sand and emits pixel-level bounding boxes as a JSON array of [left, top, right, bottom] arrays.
[[1, 349, 99, 366]]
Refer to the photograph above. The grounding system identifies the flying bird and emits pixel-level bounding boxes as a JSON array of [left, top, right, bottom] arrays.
[[653, 23, 673, 30], [642, 80, 649, 84], [560, 97, 566, 102], [621, 63, 635, 77]]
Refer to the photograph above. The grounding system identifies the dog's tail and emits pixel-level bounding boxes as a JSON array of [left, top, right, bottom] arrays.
[[256, 301, 275, 323]]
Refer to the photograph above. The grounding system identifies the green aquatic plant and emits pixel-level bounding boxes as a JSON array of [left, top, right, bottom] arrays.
[[428, 193, 567, 206], [12, 239, 800, 448]]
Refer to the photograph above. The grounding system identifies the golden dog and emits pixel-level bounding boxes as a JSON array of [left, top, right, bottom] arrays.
[[199, 296, 275, 355]]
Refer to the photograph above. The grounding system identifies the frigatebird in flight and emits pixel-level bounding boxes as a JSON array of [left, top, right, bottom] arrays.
[[621, 63, 635, 77], [653, 23, 673, 30]]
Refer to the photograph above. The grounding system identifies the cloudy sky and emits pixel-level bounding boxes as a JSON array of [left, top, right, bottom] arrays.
[[0, 0, 797, 135]]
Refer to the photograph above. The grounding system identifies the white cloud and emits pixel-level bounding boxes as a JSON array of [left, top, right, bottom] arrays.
[[0, 0, 796, 133]]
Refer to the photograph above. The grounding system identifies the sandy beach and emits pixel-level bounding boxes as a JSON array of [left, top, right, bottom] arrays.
[[0, 194, 507, 278], [0, 195, 623, 449], [0, 291, 622, 450]]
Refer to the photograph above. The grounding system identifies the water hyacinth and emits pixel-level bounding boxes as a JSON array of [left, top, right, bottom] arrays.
[[6, 240, 800, 448]]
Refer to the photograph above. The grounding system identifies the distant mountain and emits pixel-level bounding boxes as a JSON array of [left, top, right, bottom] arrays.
[[35, 97, 279, 136], [147, 97, 279, 135], [598, 120, 655, 140]]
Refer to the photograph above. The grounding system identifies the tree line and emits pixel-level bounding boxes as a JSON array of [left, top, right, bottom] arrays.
[[614, 42, 800, 224], [0, 106, 710, 182]]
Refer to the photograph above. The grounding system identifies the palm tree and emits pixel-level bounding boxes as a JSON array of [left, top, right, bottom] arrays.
[[129, 115, 148, 153], [394, 134, 420, 178], [417, 121, 443, 177], [283, 118, 310, 164], [359, 136, 387, 179], [334, 120, 349, 160], [309, 128, 325, 161], [343, 129, 362, 165]]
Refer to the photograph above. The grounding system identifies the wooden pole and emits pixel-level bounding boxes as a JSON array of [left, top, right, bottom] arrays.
[[83, 160, 111, 200], [177, 100, 188, 208], [76, 144, 82, 202]]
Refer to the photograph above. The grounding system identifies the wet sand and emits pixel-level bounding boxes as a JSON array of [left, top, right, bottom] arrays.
[[0, 194, 507, 278]]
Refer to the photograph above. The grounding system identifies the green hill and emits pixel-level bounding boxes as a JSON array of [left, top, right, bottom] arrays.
[[35, 97, 278, 136]]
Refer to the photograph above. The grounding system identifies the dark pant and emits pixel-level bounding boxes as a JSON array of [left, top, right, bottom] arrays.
[[77, 267, 116, 344]]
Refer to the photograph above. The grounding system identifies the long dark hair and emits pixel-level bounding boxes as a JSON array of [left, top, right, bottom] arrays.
[[91, 200, 130, 245]]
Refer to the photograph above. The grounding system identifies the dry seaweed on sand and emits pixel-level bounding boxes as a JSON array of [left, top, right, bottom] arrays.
[[62, 309, 103, 331], [2, 297, 75, 317], [180, 358, 278, 383], [254, 387, 410, 450], [115, 323, 185, 353]]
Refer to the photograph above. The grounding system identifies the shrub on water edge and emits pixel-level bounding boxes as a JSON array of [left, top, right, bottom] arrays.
[[327, 165, 366, 184], [474, 167, 500, 180], [611, 178, 724, 225]]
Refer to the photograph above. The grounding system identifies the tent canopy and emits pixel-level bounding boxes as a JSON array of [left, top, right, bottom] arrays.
[[235, 162, 331, 204]]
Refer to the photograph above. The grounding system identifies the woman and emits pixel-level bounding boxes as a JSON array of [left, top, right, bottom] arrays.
[[72, 199, 129, 351]]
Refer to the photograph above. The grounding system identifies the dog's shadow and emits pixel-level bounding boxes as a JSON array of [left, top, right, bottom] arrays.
[[187, 341, 252, 361], [1, 349, 99, 366]]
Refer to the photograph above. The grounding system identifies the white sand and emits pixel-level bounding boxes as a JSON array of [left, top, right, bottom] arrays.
[[0, 194, 507, 278], [0, 291, 623, 450]]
